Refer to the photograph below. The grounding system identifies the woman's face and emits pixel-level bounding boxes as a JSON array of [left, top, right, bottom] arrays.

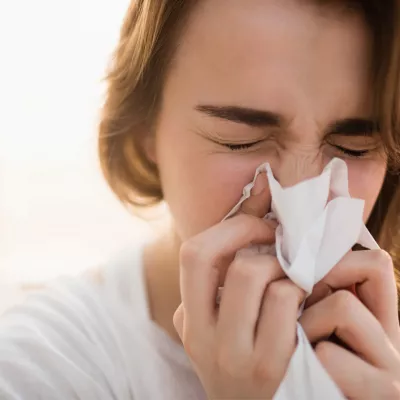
[[153, 0, 387, 240]]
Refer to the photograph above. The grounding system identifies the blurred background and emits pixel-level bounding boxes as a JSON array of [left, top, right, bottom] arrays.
[[0, 0, 153, 307]]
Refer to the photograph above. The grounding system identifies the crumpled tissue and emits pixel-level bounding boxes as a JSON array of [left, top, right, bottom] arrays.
[[223, 157, 379, 400]]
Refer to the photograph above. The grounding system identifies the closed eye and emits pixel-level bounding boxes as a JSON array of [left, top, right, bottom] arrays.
[[222, 141, 263, 151], [334, 145, 370, 158], [222, 141, 372, 158]]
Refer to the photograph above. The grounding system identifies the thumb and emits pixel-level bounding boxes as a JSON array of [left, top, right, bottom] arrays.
[[173, 303, 185, 339], [239, 172, 271, 218]]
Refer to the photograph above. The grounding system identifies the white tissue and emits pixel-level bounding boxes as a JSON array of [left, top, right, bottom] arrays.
[[224, 158, 379, 400]]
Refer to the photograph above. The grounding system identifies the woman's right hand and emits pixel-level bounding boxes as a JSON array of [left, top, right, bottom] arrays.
[[173, 176, 305, 399]]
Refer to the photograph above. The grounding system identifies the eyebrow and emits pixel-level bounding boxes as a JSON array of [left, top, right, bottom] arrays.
[[195, 105, 282, 128], [196, 104, 379, 136], [327, 118, 379, 136]]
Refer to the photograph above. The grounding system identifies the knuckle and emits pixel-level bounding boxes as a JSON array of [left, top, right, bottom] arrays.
[[229, 256, 259, 282], [372, 249, 393, 267], [266, 280, 305, 306], [371, 249, 394, 277], [236, 213, 274, 237], [315, 341, 334, 363], [266, 281, 286, 301], [330, 289, 356, 311], [329, 290, 360, 324], [180, 240, 203, 268]]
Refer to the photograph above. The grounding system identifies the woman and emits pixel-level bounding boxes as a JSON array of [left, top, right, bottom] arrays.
[[0, 0, 399, 399]]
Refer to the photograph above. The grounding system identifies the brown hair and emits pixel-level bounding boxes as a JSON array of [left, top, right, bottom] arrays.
[[99, 0, 400, 278]]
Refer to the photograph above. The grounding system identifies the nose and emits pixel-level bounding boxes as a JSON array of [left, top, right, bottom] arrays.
[[272, 150, 325, 188]]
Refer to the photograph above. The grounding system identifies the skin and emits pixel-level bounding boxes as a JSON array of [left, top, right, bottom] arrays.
[[142, 0, 400, 398], [154, 0, 385, 239]]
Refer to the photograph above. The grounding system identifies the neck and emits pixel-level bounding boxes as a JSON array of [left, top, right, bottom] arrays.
[[143, 224, 182, 343]]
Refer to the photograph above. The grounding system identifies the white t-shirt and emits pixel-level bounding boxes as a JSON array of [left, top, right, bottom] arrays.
[[0, 244, 206, 400]]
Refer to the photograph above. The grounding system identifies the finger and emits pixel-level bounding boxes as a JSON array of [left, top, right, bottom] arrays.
[[255, 279, 305, 380], [240, 172, 271, 218], [180, 214, 277, 335], [217, 254, 285, 356], [315, 341, 399, 400], [322, 250, 399, 343], [173, 303, 184, 339], [300, 290, 400, 371]]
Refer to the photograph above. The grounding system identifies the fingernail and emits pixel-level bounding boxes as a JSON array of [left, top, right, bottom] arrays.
[[251, 173, 268, 196], [264, 218, 278, 229]]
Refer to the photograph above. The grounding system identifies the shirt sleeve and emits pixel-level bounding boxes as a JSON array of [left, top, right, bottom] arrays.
[[0, 277, 133, 400]]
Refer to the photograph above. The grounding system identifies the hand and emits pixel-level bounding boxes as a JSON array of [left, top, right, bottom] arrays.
[[300, 249, 400, 399], [173, 173, 305, 399]]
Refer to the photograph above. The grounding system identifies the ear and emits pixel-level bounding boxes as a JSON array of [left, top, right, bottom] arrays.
[[143, 133, 157, 164]]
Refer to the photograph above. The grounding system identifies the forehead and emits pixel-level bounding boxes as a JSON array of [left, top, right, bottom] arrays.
[[167, 0, 372, 121]]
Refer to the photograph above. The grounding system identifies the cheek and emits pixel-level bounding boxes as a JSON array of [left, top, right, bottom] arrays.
[[346, 159, 387, 222], [156, 129, 264, 240]]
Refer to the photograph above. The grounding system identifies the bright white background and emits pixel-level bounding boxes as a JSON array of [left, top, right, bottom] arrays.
[[0, 0, 153, 295]]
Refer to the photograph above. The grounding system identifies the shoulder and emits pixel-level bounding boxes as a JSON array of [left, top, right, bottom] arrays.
[[0, 242, 149, 400], [0, 277, 113, 398]]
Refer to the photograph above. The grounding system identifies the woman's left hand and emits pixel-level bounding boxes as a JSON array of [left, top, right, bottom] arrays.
[[299, 249, 400, 399]]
